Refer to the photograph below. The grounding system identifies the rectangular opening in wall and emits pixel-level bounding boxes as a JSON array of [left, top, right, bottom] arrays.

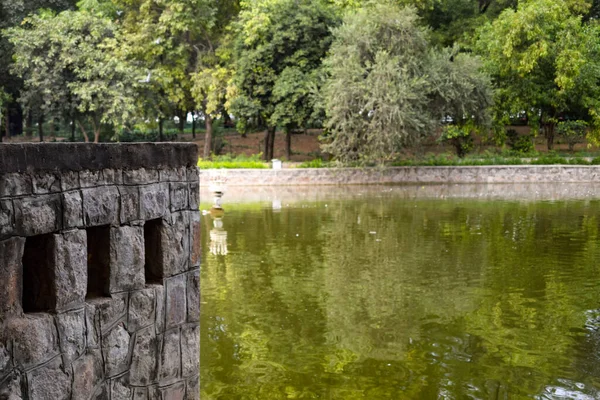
[[86, 225, 111, 299], [22, 234, 56, 313], [144, 218, 163, 284]]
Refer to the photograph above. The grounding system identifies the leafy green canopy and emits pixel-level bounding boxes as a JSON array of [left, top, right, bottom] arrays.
[[228, 0, 339, 133], [475, 0, 600, 148], [5, 10, 140, 142], [322, 4, 491, 164]]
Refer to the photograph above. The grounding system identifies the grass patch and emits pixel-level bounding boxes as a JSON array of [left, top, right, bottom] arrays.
[[198, 153, 268, 169], [298, 158, 329, 168]]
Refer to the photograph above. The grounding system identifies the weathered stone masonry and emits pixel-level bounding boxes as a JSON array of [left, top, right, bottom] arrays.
[[0, 143, 200, 400]]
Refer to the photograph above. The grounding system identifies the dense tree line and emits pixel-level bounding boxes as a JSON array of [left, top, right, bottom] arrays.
[[1, 0, 600, 162]]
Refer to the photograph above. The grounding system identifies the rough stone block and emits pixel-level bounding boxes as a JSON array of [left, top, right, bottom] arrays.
[[188, 182, 199, 210], [91, 382, 111, 400], [159, 212, 190, 277], [165, 275, 187, 330], [62, 190, 84, 228], [0, 237, 24, 319], [85, 303, 101, 349], [159, 329, 181, 383], [102, 322, 132, 377], [130, 326, 158, 386], [111, 375, 133, 400], [80, 169, 105, 188], [54, 230, 88, 310], [0, 338, 11, 379], [27, 357, 71, 400], [155, 285, 165, 334], [0, 371, 23, 400], [8, 314, 59, 370], [0, 200, 13, 239], [55, 308, 86, 366], [133, 387, 148, 400], [186, 270, 199, 323], [82, 186, 120, 227], [103, 169, 123, 185], [170, 182, 188, 212], [123, 168, 159, 185], [31, 171, 61, 194], [14, 194, 61, 236], [189, 211, 200, 268], [140, 183, 169, 220], [72, 349, 104, 400], [186, 167, 198, 183], [160, 167, 186, 182], [60, 170, 80, 191], [109, 226, 145, 293], [129, 288, 156, 333], [0, 173, 31, 197], [118, 186, 140, 224], [181, 325, 199, 378], [87, 294, 128, 335], [161, 382, 185, 400], [185, 375, 199, 400]]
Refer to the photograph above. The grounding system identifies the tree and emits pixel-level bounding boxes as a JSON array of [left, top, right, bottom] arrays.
[[189, 0, 240, 158], [0, 0, 77, 138], [322, 4, 491, 164], [6, 10, 140, 142], [475, 0, 600, 150], [228, 0, 338, 161]]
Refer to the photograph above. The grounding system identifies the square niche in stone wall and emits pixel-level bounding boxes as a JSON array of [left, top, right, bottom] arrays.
[[86, 225, 111, 299], [22, 234, 56, 313], [144, 218, 164, 284]]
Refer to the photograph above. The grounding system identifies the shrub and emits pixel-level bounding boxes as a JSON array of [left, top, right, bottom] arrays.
[[556, 120, 588, 151]]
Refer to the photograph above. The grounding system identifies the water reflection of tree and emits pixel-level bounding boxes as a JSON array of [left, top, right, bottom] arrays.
[[201, 199, 600, 399]]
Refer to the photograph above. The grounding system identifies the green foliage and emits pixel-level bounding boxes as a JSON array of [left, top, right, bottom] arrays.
[[197, 153, 267, 169], [5, 10, 140, 142], [506, 129, 535, 154], [322, 4, 492, 165], [299, 158, 328, 168], [557, 119, 588, 150], [439, 124, 475, 158], [475, 0, 600, 149], [228, 0, 338, 133]]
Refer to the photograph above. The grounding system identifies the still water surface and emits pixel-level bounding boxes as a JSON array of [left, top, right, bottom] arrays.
[[201, 187, 600, 399]]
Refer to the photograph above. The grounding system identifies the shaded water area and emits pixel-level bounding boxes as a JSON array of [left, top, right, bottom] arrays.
[[201, 184, 600, 399]]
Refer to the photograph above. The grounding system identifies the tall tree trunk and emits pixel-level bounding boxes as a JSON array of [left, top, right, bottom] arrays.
[[545, 123, 555, 151], [203, 114, 213, 159], [92, 119, 100, 143], [158, 118, 164, 142], [38, 115, 44, 142], [25, 113, 33, 136], [263, 128, 272, 161], [192, 112, 196, 139], [77, 120, 90, 142], [285, 128, 291, 160], [269, 127, 276, 160]]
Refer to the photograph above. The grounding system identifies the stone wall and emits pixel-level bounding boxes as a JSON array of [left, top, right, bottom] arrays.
[[0, 143, 200, 400], [199, 165, 600, 186]]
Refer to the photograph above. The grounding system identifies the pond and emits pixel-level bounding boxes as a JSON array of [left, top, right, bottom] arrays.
[[200, 184, 600, 399]]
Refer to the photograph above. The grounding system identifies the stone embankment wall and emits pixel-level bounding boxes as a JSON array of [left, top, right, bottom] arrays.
[[0, 143, 200, 400], [199, 165, 600, 186]]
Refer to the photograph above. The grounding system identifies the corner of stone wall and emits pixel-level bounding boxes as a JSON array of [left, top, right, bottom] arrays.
[[0, 144, 200, 399]]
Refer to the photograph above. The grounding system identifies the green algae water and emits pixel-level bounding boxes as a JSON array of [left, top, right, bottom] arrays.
[[200, 186, 600, 399]]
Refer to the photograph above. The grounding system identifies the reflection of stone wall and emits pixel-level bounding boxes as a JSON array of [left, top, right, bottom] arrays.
[[202, 182, 600, 204], [0, 144, 200, 399], [199, 165, 600, 186]]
